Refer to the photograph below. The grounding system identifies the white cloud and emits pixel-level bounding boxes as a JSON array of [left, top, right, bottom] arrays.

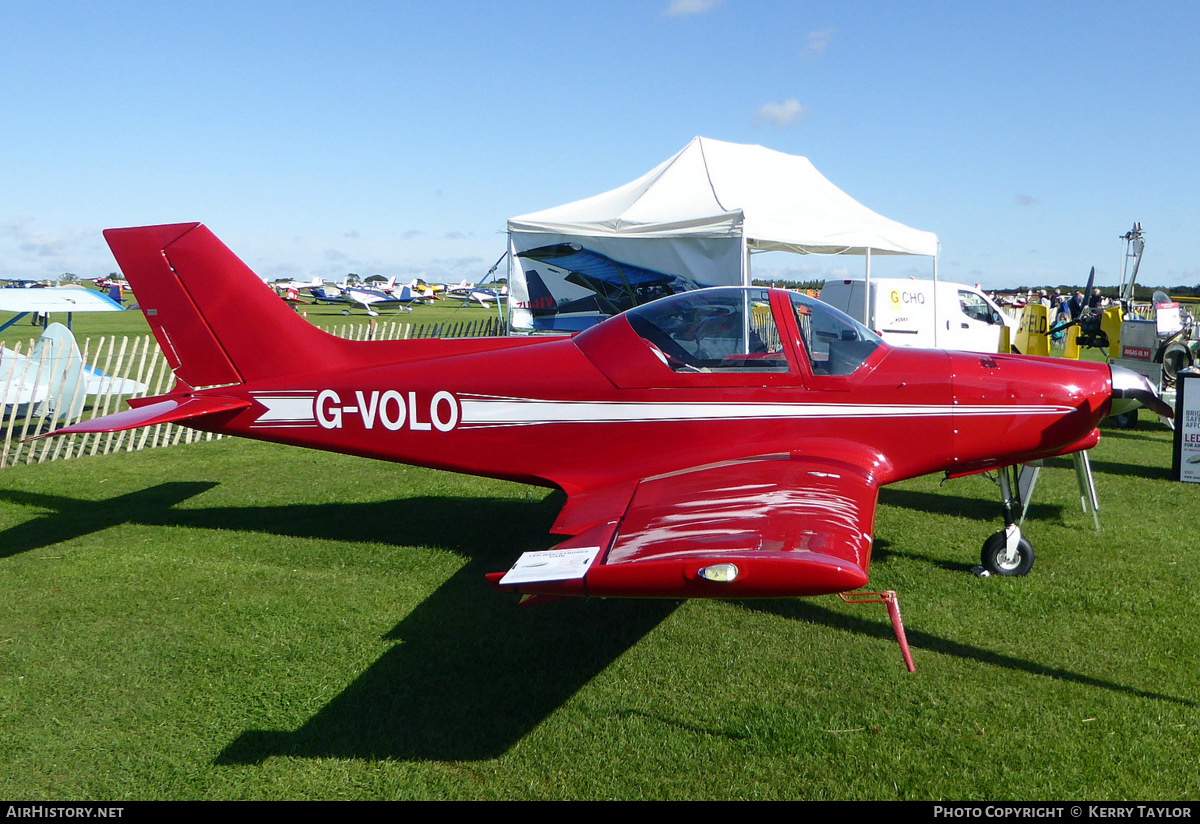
[[0, 218, 103, 278], [0, 217, 37, 241], [2, 218, 85, 257], [754, 98, 805, 129], [664, 0, 723, 17], [803, 28, 836, 61]]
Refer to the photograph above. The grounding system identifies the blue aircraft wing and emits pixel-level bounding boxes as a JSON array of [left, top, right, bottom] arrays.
[[517, 244, 673, 288]]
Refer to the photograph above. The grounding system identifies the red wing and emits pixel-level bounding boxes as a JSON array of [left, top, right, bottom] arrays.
[[491, 454, 879, 599]]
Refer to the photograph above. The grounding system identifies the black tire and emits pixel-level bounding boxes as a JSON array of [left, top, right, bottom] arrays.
[[981, 531, 1034, 577]]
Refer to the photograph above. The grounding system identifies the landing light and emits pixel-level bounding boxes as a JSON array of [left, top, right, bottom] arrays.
[[697, 563, 739, 583]]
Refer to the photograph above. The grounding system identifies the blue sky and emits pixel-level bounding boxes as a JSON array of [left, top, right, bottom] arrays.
[[2, 0, 1197, 290]]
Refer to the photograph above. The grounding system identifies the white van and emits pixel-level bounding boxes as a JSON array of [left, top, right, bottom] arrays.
[[818, 278, 1015, 353]]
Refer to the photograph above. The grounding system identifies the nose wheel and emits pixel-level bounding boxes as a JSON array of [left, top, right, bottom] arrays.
[[981, 529, 1034, 576], [980, 465, 1035, 577]]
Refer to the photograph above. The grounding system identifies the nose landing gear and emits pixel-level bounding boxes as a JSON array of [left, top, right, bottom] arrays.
[[975, 453, 1098, 577], [980, 465, 1035, 577], [981, 528, 1035, 577]]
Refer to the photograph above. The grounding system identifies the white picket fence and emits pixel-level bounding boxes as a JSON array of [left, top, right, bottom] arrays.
[[0, 316, 504, 469], [315, 316, 504, 342]]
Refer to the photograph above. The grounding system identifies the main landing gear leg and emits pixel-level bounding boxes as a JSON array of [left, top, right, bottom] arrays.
[[980, 466, 1034, 576]]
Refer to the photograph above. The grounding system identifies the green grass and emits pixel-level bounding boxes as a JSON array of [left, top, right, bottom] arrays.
[[1, 413, 1198, 800]]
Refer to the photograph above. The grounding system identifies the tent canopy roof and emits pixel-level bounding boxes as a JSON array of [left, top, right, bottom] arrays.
[[509, 136, 938, 257]]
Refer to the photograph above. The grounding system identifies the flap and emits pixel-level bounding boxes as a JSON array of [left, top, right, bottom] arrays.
[[610, 454, 876, 572]]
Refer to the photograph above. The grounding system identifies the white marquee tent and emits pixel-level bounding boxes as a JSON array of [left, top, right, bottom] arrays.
[[506, 136, 938, 332]]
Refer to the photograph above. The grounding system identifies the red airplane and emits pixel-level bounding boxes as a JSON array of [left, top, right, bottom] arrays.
[[47, 224, 1171, 671]]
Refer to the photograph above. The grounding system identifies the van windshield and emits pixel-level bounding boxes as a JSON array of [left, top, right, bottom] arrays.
[[958, 290, 1004, 325], [790, 292, 882, 376]]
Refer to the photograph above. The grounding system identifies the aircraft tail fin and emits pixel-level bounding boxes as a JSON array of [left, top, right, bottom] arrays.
[[104, 224, 362, 388], [522, 269, 560, 316]]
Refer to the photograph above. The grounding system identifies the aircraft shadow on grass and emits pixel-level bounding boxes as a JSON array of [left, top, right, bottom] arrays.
[[0, 481, 219, 559], [878, 487, 997, 522], [1096, 426, 1173, 444], [879, 485, 1064, 524], [874, 487, 1071, 574], [856, 536, 980, 577], [742, 599, 1195, 709], [1043, 454, 1174, 482], [0, 481, 677, 761], [0, 481, 1189, 763]]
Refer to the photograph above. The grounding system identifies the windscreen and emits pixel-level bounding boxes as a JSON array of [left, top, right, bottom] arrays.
[[789, 291, 882, 376]]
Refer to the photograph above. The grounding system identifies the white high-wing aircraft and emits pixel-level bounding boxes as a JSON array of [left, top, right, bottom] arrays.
[[1, 287, 145, 416], [0, 284, 126, 332], [1, 323, 148, 417]]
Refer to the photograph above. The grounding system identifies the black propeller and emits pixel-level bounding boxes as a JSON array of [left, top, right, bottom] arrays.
[[1047, 266, 1098, 337]]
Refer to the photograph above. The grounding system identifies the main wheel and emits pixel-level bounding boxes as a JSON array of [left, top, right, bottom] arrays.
[[981, 531, 1034, 576]]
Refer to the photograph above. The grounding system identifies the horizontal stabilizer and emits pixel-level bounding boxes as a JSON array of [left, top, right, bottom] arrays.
[[32, 395, 252, 439]]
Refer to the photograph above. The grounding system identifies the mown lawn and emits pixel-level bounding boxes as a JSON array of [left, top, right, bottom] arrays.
[[0, 412, 1197, 800]]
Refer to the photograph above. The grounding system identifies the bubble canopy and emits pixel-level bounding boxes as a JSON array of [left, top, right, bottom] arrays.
[[622, 287, 882, 376]]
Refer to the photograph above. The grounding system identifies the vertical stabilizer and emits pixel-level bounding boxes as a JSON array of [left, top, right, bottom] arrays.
[[105, 224, 359, 388]]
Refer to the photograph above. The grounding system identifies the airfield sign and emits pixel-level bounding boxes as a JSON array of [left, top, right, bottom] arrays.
[[1172, 367, 1200, 483]]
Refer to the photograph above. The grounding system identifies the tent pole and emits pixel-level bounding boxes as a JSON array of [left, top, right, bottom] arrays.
[[864, 248, 871, 329], [932, 247, 940, 348], [506, 232, 515, 333], [741, 235, 750, 286]]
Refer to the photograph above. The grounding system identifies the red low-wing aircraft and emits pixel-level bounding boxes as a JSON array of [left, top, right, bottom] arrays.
[[47, 224, 1171, 670]]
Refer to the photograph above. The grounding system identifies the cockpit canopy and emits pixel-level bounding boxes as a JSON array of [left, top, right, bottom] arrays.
[[622, 287, 882, 376], [785, 290, 883, 376], [625, 288, 787, 372]]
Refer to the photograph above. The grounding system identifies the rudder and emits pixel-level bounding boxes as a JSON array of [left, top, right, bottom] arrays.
[[106, 224, 359, 388]]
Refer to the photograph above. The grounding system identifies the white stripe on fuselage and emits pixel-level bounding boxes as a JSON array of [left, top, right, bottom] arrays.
[[248, 390, 1076, 431], [251, 393, 318, 427], [454, 394, 1076, 429]]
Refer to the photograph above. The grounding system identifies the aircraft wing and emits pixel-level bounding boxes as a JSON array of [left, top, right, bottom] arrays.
[[490, 454, 879, 600], [0, 287, 125, 314], [518, 244, 674, 288]]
